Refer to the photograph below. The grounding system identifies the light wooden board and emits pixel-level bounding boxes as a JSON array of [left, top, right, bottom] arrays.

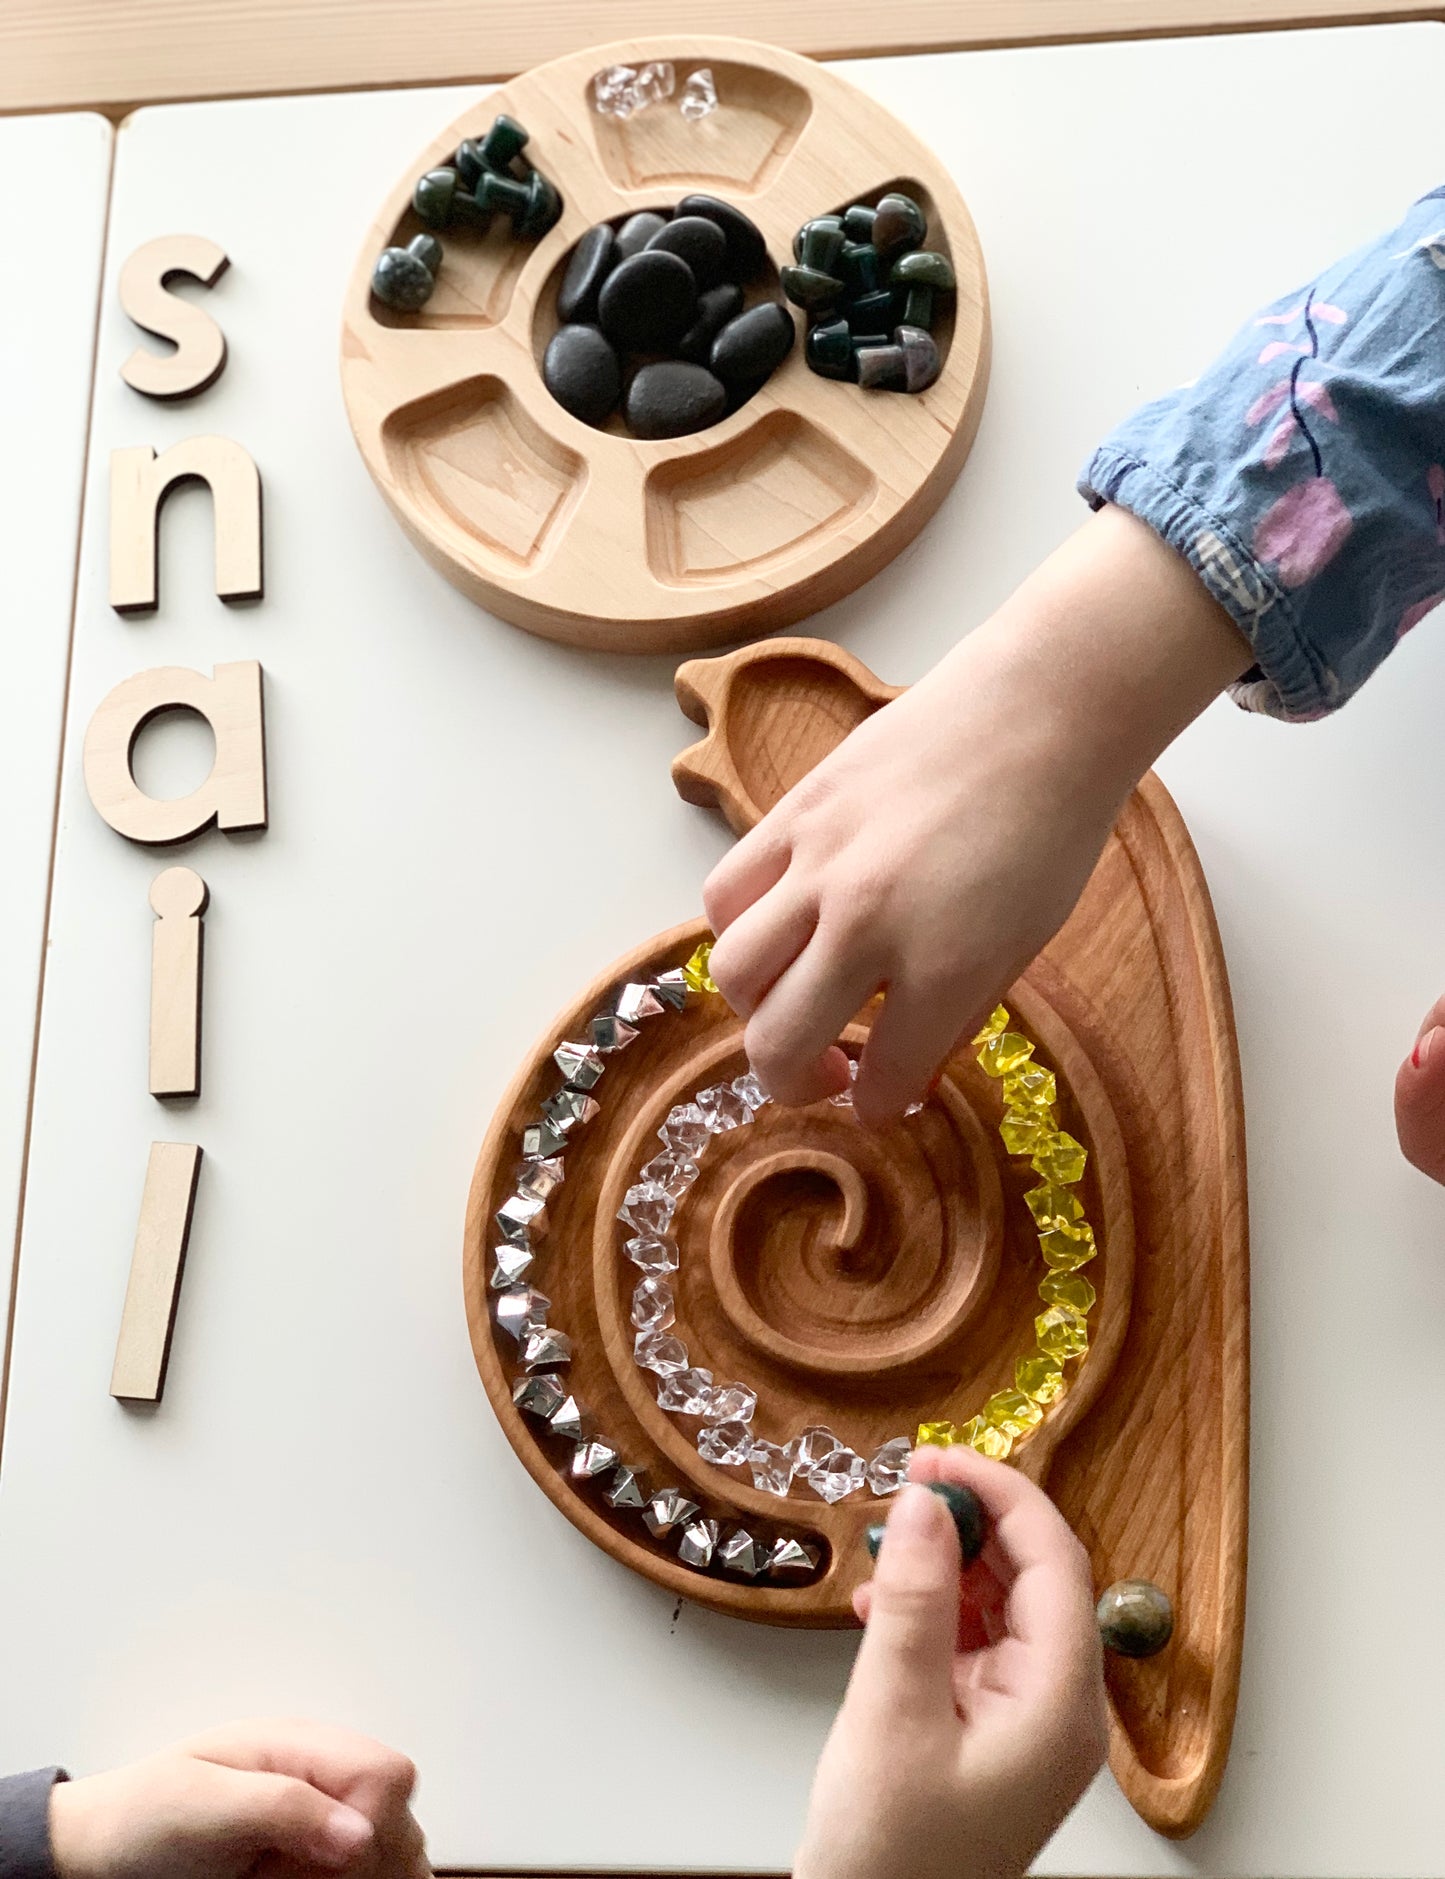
[[0, 111, 112, 1406], [0, 0, 1439, 115], [3, 26, 1445, 1876]]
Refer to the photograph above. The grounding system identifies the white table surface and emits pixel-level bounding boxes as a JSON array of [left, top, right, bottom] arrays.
[[0, 113, 111, 1328], [3, 24, 1445, 1876]]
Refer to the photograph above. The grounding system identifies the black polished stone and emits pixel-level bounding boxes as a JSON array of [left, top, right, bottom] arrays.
[[710, 302, 795, 388], [646, 214, 728, 290], [1097, 1580, 1174, 1658], [676, 193, 768, 278], [805, 316, 853, 379], [871, 191, 927, 260], [597, 249, 698, 352], [676, 282, 743, 364], [557, 222, 619, 325], [625, 361, 728, 438], [856, 342, 907, 391], [615, 210, 668, 259], [896, 323, 942, 392], [542, 324, 622, 426]]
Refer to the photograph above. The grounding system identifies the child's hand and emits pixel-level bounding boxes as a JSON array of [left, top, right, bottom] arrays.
[[48, 1720, 427, 1879], [793, 1447, 1107, 1879], [1395, 993, 1445, 1182], [704, 507, 1249, 1123]]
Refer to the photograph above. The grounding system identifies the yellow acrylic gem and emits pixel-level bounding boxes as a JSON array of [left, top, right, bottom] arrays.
[[1036, 1304, 1090, 1361], [972, 1005, 1010, 1045], [984, 1389, 1044, 1437], [1024, 1182, 1084, 1228], [975, 1422, 1013, 1460], [999, 1106, 1053, 1155], [1040, 1270, 1097, 1313], [1039, 1223, 1097, 1271], [682, 940, 718, 995], [957, 1415, 988, 1447], [1015, 1353, 1067, 1404], [1003, 1064, 1057, 1110], [916, 1419, 960, 1447], [1031, 1130, 1087, 1184], [977, 1032, 1035, 1078]]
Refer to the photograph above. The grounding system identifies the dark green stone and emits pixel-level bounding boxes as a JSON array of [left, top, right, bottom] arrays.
[[479, 113, 529, 171], [837, 241, 882, 297], [454, 139, 485, 188], [897, 323, 941, 392], [847, 289, 895, 335], [799, 218, 846, 273], [929, 1482, 987, 1561], [865, 1523, 886, 1560], [371, 245, 435, 311], [856, 341, 907, 391], [871, 191, 927, 260], [792, 213, 840, 262], [842, 203, 877, 242], [892, 248, 955, 291], [413, 167, 462, 228], [901, 284, 934, 330], [406, 232, 443, 275], [805, 316, 853, 379], [479, 168, 562, 240], [1097, 1580, 1174, 1658], [780, 264, 843, 312]]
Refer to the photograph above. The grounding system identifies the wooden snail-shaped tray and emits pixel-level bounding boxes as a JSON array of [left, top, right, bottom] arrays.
[[340, 36, 989, 654], [463, 639, 1248, 1838]]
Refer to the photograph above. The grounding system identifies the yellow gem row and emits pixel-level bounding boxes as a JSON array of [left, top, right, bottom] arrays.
[[916, 1004, 1096, 1462]]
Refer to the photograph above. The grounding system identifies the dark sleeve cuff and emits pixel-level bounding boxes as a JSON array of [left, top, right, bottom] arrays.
[[0, 1769, 67, 1879]]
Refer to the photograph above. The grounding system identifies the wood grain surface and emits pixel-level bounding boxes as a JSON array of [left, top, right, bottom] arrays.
[[0, 0, 1437, 116], [341, 37, 989, 654], [465, 638, 1247, 1837]]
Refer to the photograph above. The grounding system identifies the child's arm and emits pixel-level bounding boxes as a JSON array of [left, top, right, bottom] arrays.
[[35, 1720, 426, 1879], [707, 187, 1445, 1119], [793, 1446, 1106, 1879]]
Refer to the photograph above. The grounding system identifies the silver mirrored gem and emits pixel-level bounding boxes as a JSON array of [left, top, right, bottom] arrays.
[[749, 1439, 793, 1497], [615, 982, 664, 1023], [542, 1088, 600, 1132], [718, 1528, 767, 1578], [515, 1156, 565, 1202], [520, 1326, 572, 1371], [810, 1445, 866, 1503], [732, 1070, 770, 1111], [606, 1464, 651, 1509], [572, 1439, 619, 1480], [634, 1330, 689, 1376], [769, 1536, 821, 1575], [631, 1276, 675, 1332], [554, 1040, 605, 1090], [625, 1234, 679, 1274], [549, 1395, 594, 1443], [591, 1014, 638, 1053], [513, 1372, 567, 1420], [618, 1184, 673, 1236], [867, 1437, 913, 1496], [640, 1150, 699, 1198], [677, 1515, 720, 1569], [697, 1084, 751, 1132], [496, 1191, 547, 1245], [904, 1100, 925, 1117], [828, 1057, 861, 1107], [522, 1119, 568, 1159], [706, 1382, 756, 1425], [698, 1419, 752, 1466], [643, 1487, 699, 1536], [657, 1366, 714, 1414], [495, 1285, 550, 1342], [653, 969, 689, 1010], [490, 1242, 534, 1288], [659, 1103, 709, 1156], [790, 1425, 840, 1478]]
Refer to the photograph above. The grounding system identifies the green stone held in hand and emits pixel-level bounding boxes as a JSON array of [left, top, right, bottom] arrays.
[[862, 1482, 988, 1563], [892, 248, 956, 290], [865, 1523, 887, 1560], [806, 316, 854, 379]]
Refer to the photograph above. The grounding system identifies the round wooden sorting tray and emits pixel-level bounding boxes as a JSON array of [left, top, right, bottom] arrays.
[[341, 36, 990, 654]]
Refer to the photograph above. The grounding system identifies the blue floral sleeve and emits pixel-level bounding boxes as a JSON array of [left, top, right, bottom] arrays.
[[1079, 186, 1445, 721]]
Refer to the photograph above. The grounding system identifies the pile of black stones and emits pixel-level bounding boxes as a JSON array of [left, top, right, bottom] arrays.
[[542, 194, 796, 439]]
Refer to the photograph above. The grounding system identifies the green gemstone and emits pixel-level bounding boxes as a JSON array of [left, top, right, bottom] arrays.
[[407, 232, 443, 274], [805, 316, 854, 379], [856, 342, 907, 391], [454, 138, 485, 187], [479, 113, 529, 170], [1097, 1580, 1173, 1658], [413, 167, 460, 228], [842, 202, 877, 242], [792, 213, 843, 262], [928, 1482, 987, 1562], [799, 218, 846, 272], [847, 289, 895, 335], [892, 248, 956, 290], [780, 264, 844, 311], [371, 245, 435, 310], [865, 1522, 886, 1560], [900, 284, 934, 330], [838, 241, 883, 297], [871, 191, 927, 259]]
